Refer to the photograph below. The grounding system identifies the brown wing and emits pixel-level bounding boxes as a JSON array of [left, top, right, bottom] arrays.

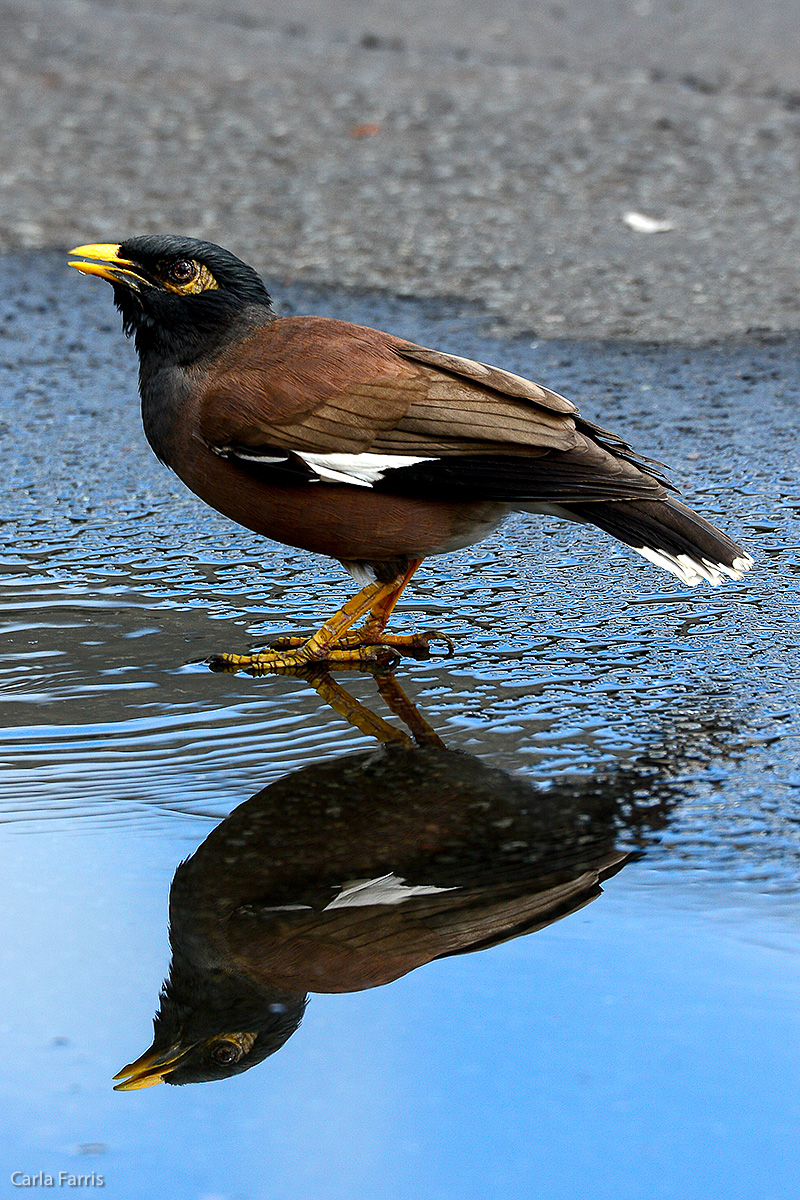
[[197, 314, 669, 501], [198, 315, 581, 456], [223, 857, 627, 993]]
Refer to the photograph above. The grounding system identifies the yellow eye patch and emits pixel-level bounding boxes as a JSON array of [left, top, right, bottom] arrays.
[[159, 259, 219, 295]]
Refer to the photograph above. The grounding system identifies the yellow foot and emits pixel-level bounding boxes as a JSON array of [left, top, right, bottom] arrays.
[[207, 643, 402, 676], [206, 563, 451, 675], [268, 628, 455, 660]]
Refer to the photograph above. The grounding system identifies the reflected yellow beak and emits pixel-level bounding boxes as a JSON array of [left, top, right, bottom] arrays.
[[113, 1029, 259, 1091], [69, 243, 147, 290], [112, 1042, 187, 1091]]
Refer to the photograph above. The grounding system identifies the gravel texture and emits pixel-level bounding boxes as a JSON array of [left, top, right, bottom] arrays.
[[2, 0, 800, 340]]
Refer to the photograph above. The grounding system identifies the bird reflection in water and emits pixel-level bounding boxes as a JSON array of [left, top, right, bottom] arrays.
[[114, 669, 674, 1090]]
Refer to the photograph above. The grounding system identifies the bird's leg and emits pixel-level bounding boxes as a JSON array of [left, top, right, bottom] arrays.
[[300, 667, 415, 746], [295, 664, 445, 747], [331, 559, 453, 662], [208, 572, 414, 675], [371, 672, 447, 749], [335, 559, 454, 659], [267, 559, 454, 662], [349, 559, 423, 642]]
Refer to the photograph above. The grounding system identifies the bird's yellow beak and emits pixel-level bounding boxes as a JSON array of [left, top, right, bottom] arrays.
[[112, 1042, 187, 1091], [69, 244, 147, 290]]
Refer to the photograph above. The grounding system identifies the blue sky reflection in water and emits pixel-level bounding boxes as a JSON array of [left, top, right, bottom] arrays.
[[0, 253, 799, 1199]]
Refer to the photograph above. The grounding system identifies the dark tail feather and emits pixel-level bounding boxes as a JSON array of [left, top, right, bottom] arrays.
[[566, 497, 753, 586]]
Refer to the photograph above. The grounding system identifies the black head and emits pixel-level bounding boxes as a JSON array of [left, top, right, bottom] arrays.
[[113, 960, 306, 1090], [70, 235, 274, 361]]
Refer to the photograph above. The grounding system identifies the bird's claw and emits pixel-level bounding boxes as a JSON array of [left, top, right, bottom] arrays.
[[206, 643, 402, 676], [260, 628, 455, 661], [415, 628, 456, 658]]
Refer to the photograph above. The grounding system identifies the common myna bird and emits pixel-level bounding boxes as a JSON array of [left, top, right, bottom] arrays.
[[114, 740, 673, 1088], [70, 236, 752, 673]]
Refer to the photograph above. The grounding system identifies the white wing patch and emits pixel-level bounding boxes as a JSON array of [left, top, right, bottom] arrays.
[[213, 445, 289, 464], [297, 452, 436, 487]]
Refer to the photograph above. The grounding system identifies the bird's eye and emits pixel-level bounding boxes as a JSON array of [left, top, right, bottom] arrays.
[[157, 257, 218, 294], [166, 259, 199, 285], [210, 1041, 240, 1066]]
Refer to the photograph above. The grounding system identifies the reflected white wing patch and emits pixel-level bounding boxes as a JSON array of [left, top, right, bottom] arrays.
[[248, 874, 457, 916], [324, 873, 456, 907]]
